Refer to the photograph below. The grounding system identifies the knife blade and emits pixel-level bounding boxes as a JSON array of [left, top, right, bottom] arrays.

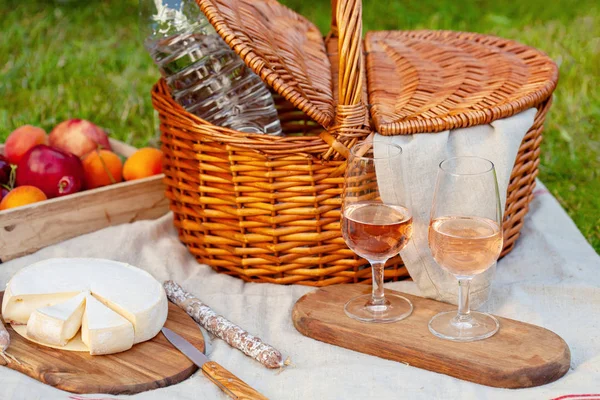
[[162, 327, 268, 400], [162, 327, 210, 367]]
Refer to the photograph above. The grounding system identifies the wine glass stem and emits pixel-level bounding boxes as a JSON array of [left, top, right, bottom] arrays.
[[369, 260, 387, 306], [457, 278, 472, 321]]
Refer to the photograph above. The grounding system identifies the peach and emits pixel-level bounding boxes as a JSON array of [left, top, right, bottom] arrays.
[[0, 186, 47, 211], [82, 149, 123, 189], [49, 119, 112, 158], [4, 125, 48, 165], [123, 148, 163, 181]]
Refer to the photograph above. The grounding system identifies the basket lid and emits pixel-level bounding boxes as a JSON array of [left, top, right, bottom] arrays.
[[365, 30, 558, 135], [197, 0, 335, 128]]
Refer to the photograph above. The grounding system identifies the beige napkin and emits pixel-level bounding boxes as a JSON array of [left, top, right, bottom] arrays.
[[375, 108, 537, 306]]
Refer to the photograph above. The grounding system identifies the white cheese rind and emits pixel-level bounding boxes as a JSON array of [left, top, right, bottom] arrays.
[[82, 295, 134, 355], [26, 292, 87, 346]]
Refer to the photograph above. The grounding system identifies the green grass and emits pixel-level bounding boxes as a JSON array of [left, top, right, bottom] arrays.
[[0, 0, 598, 252]]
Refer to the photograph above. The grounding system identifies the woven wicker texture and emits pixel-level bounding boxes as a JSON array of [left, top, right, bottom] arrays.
[[155, 79, 404, 286], [366, 30, 558, 135], [153, 0, 558, 286], [198, 0, 335, 128]]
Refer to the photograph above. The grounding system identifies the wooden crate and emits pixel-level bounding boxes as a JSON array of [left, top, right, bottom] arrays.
[[0, 139, 170, 262]]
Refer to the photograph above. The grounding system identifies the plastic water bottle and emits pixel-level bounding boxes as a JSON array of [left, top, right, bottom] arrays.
[[140, 0, 282, 135]]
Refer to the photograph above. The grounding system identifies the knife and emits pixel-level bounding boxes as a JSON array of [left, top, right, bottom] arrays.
[[162, 327, 268, 400]]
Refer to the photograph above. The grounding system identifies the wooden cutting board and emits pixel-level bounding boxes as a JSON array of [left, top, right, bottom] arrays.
[[0, 292, 204, 395], [292, 284, 570, 389]]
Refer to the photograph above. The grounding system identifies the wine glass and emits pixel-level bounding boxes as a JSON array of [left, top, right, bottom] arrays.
[[428, 156, 503, 341], [341, 140, 413, 323]]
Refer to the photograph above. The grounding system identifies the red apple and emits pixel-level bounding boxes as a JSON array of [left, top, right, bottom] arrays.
[[16, 145, 85, 198], [49, 119, 112, 157], [4, 125, 48, 165]]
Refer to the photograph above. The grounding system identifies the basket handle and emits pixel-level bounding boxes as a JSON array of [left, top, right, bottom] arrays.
[[330, 0, 339, 36], [320, 0, 369, 160], [335, 0, 364, 107]]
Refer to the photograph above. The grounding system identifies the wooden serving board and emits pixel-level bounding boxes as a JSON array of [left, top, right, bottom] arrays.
[[0, 292, 204, 395], [292, 284, 570, 389]]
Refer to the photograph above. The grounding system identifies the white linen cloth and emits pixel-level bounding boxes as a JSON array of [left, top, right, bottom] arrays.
[[0, 182, 599, 400], [375, 108, 537, 306]]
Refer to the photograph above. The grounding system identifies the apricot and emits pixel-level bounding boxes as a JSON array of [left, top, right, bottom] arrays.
[[5, 125, 48, 165], [82, 149, 123, 189], [123, 148, 163, 181], [0, 186, 47, 211]]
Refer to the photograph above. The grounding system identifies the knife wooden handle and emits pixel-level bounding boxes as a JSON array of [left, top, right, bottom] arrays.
[[201, 361, 268, 400]]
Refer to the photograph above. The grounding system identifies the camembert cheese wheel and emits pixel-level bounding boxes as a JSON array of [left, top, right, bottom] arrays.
[[2, 258, 168, 355]]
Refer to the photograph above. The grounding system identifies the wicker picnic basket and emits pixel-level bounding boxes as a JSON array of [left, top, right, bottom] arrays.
[[152, 0, 558, 286]]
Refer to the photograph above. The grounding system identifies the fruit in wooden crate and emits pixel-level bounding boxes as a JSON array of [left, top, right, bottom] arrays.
[[0, 155, 13, 186], [82, 149, 123, 189], [123, 147, 163, 181], [0, 186, 47, 210], [16, 145, 84, 198], [4, 125, 48, 165], [49, 119, 112, 158]]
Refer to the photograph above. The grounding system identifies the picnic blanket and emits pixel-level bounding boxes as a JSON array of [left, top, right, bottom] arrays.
[[0, 181, 598, 399]]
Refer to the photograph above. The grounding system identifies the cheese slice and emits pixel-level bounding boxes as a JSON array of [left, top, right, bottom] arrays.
[[81, 295, 134, 355], [26, 292, 87, 346]]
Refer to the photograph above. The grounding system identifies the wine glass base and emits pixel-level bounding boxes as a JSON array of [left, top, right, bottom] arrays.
[[429, 310, 499, 342], [344, 293, 413, 323]]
